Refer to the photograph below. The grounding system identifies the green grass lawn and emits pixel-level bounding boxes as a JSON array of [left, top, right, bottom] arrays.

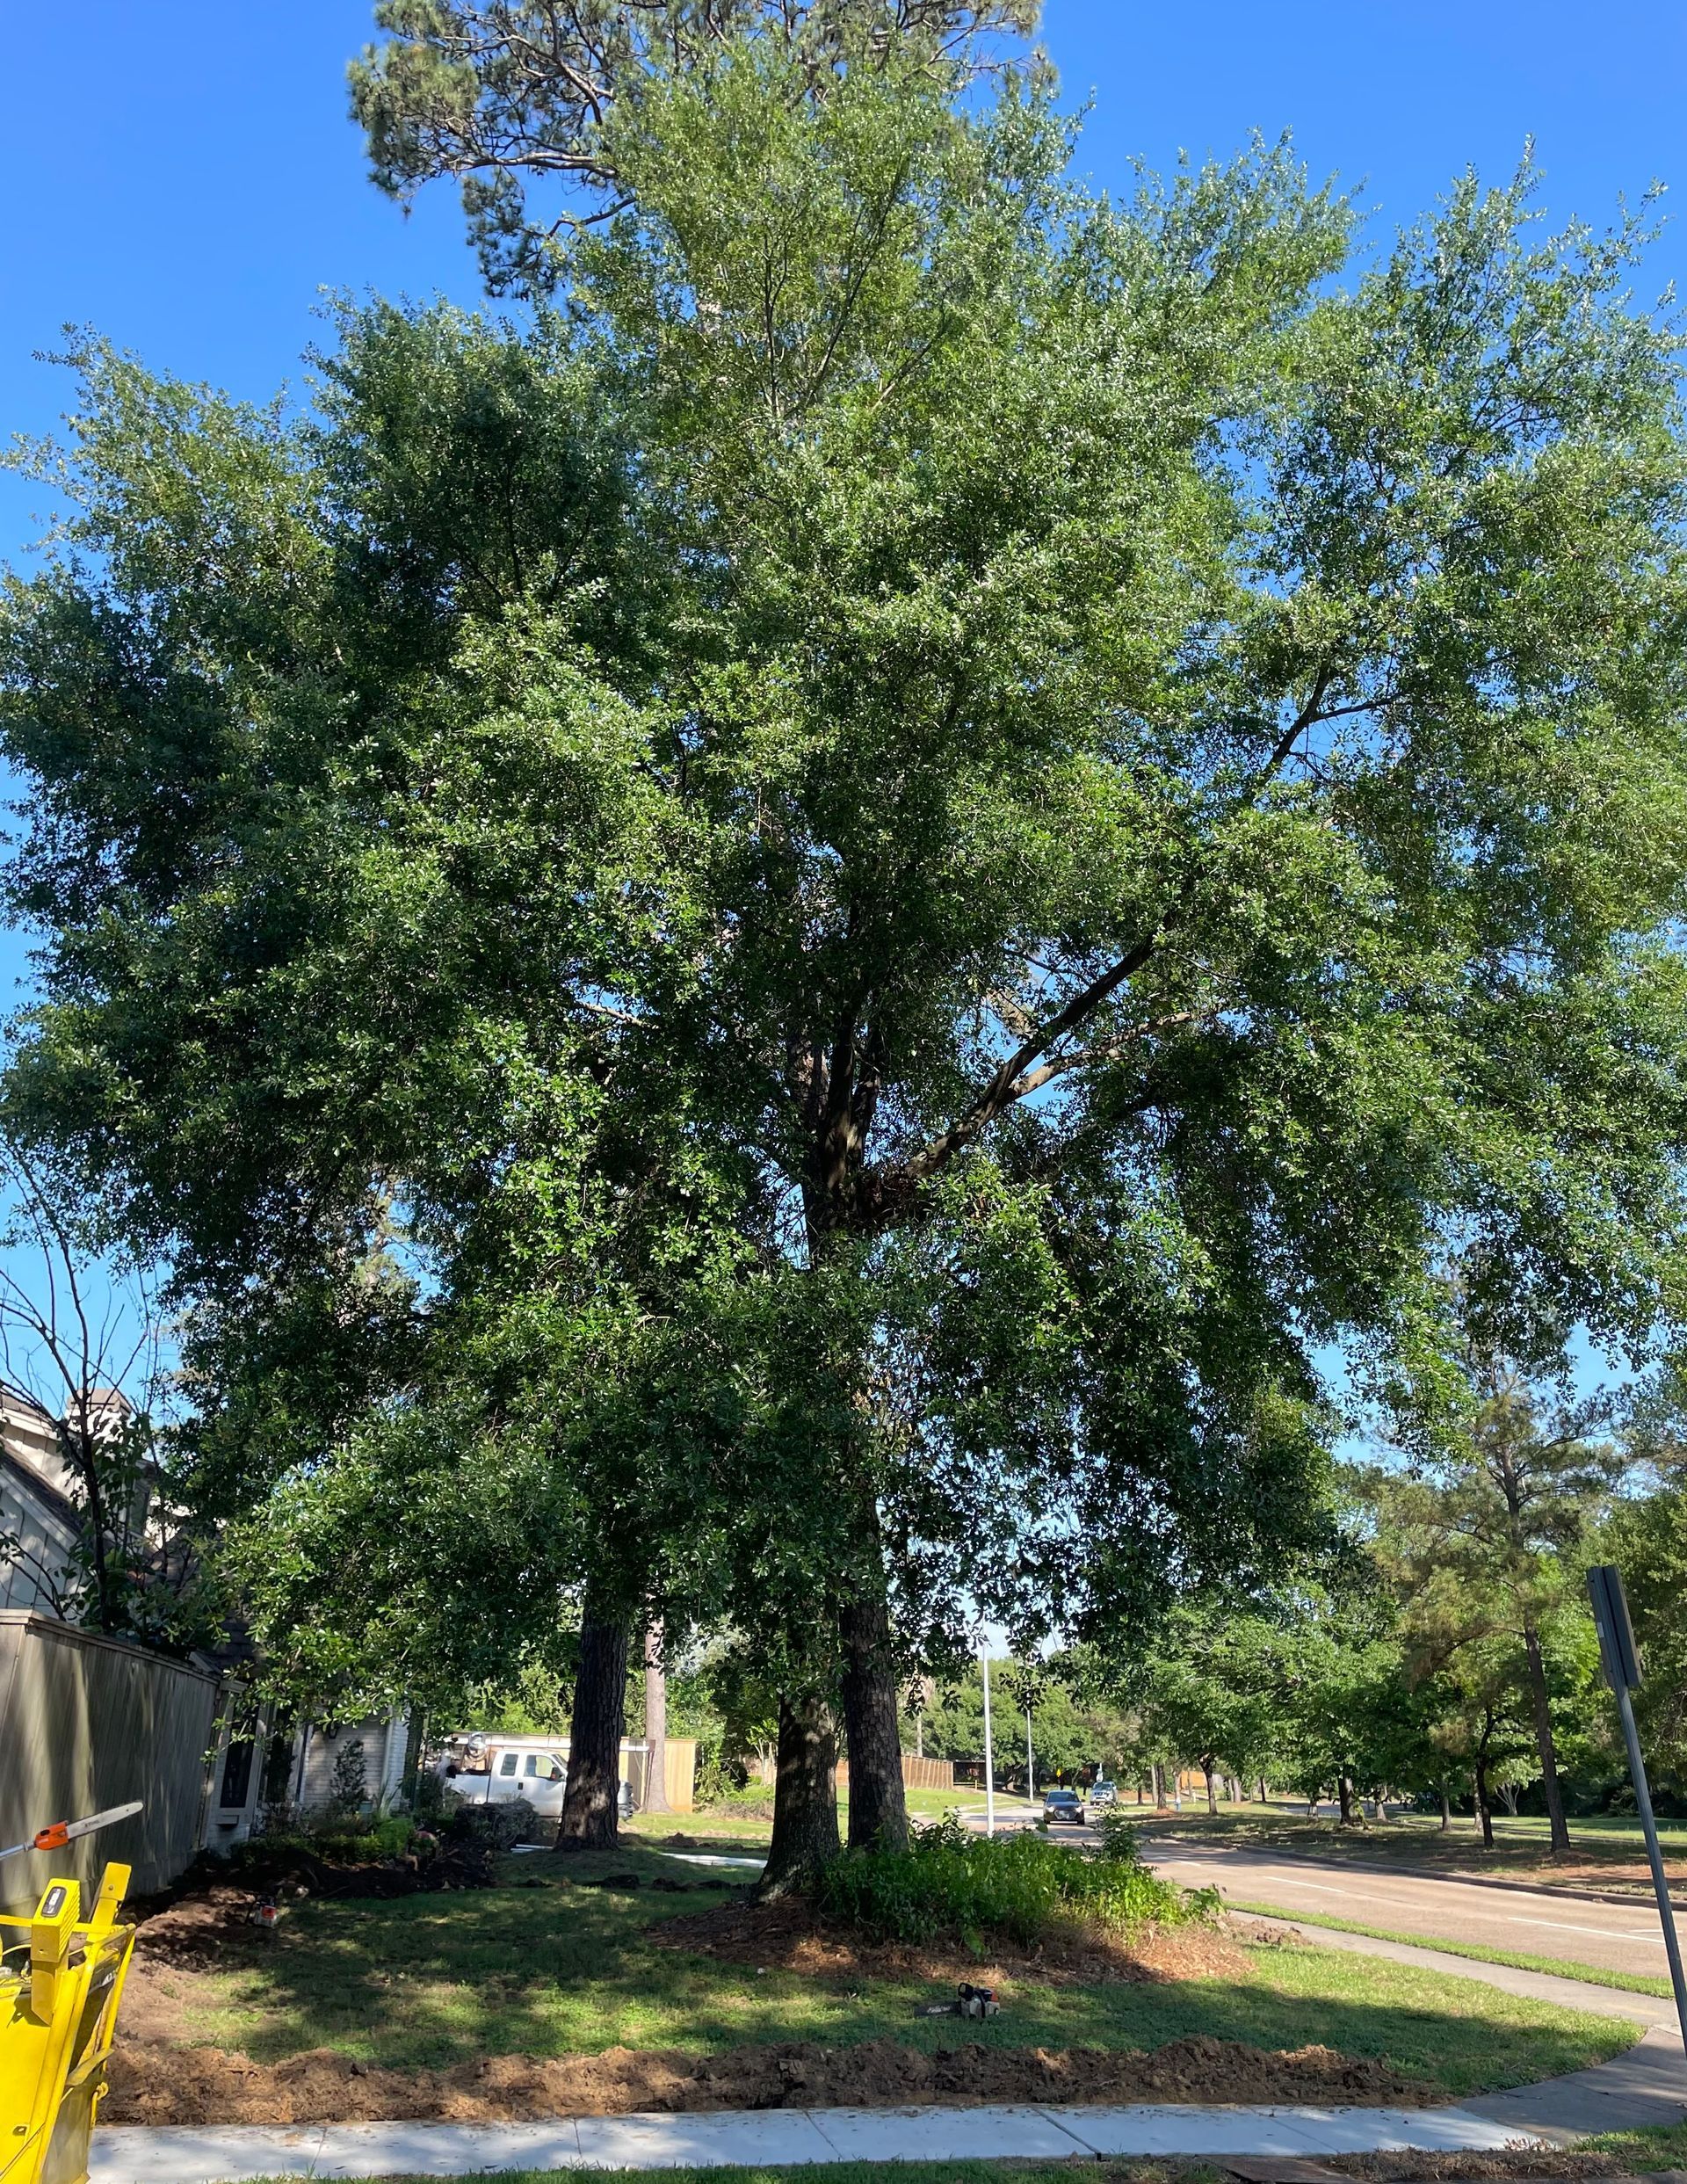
[[1582, 2120, 1687, 2169], [160, 1839, 1634, 2101], [247, 2168, 1229, 2184]]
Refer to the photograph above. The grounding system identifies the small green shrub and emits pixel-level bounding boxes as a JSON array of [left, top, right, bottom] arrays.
[[691, 1738, 728, 1808], [411, 1767, 450, 1825], [327, 1738, 368, 1819], [815, 1815, 1205, 1946], [1094, 1808, 1142, 1864], [236, 1812, 419, 1866]]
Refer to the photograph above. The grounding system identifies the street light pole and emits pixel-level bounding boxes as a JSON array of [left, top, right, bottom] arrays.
[[981, 1649, 996, 1839]]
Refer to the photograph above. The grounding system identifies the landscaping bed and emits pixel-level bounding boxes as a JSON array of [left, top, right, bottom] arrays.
[[103, 2028, 1439, 2127]]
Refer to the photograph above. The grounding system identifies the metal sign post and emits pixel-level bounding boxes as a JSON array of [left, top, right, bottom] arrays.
[[981, 1649, 996, 1838], [1588, 1564, 1687, 2049]]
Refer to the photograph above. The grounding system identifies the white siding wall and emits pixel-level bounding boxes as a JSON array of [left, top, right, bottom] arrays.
[[293, 1716, 409, 1814]]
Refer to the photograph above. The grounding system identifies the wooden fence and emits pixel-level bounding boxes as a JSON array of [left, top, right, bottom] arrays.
[[0, 1610, 223, 1907], [835, 1753, 953, 1792]]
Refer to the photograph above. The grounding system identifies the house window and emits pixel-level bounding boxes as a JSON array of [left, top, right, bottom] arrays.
[[221, 1705, 258, 1810], [498, 1752, 519, 1776]]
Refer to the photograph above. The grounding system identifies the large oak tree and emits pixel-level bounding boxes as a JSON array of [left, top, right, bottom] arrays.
[[5, 7, 1687, 1876]]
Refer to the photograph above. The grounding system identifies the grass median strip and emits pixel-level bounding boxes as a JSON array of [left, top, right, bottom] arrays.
[[1230, 1898, 1674, 1998]]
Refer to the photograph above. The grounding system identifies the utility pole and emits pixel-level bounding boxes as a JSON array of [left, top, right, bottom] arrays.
[[1025, 1708, 1035, 1804], [1588, 1565, 1687, 2050], [981, 1649, 996, 1838]]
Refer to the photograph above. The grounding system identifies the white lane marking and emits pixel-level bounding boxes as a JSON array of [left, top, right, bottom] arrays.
[[1511, 1915, 1664, 1943]]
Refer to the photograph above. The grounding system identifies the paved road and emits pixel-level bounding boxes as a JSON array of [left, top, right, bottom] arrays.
[[1138, 1834, 1673, 1978]]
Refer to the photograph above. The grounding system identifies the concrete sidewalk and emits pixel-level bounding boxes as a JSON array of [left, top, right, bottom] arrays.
[[86, 2100, 1546, 2181]]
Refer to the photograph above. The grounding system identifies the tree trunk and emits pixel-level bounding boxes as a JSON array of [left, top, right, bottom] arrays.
[[557, 1616, 629, 1849], [1473, 1761, 1494, 1849], [1439, 1779, 1452, 1831], [642, 1622, 671, 1816], [1203, 1761, 1217, 1817], [1523, 1619, 1571, 1853], [761, 1691, 841, 1897], [1151, 1761, 1165, 1807], [840, 1591, 909, 1852], [1337, 1773, 1354, 1825]]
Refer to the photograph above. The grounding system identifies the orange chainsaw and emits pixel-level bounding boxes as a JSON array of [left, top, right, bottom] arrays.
[[0, 1804, 142, 1866]]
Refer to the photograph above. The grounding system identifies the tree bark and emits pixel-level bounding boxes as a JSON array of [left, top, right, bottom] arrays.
[[1337, 1772, 1354, 1825], [1202, 1761, 1217, 1817], [840, 1590, 909, 1852], [557, 1616, 629, 1849], [761, 1691, 841, 1897], [1523, 1618, 1571, 1853], [1439, 1779, 1452, 1831], [1473, 1760, 1494, 1849], [642, 1622, 671, 1816], [1151, 1761, 1165, 1807]]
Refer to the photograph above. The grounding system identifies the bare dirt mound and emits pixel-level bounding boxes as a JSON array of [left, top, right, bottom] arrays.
[[102, 2032, 1437, 2129], [649, 1893, 1247, 1986]]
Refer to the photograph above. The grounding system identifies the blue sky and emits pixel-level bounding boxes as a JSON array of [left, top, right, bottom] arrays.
[[4, 1, 1683, 590], [0, 1, 1679, 1402]]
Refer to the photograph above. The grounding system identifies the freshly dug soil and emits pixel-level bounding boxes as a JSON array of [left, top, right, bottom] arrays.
[[103, 2030, 1437, 2129], [649, 1892, 1250, 1987]]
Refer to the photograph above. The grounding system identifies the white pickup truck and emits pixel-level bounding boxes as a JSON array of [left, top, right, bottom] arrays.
[[438, 1733, 635, 1820]]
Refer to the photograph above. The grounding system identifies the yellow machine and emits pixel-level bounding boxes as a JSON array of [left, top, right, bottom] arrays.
[[0, 1863, 137, 2184]]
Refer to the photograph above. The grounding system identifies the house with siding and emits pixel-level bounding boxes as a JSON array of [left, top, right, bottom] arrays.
[[0, 1389, 83, 1614], [0, 1385, 411, 1874]]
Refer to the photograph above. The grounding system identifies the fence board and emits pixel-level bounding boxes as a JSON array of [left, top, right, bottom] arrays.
[[0, 1611, 221, 1906]]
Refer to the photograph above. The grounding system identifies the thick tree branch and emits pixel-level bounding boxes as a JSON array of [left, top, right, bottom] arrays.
[[903, 925, 1167, 1182]]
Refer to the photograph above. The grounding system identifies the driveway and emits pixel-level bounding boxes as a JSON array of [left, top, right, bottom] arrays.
[[1139, 1834, 1674, 1978]]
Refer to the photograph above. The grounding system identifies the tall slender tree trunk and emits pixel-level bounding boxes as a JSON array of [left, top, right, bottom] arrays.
[[1473, 1758, 1494, 1849], [1523, 1619, 1571, 1853], [761, 1691, 840, 1897], [1438, 1778, 1452, 1831], [840, 1585, 909, 1853], [1202, 1761, 1217, 1817], [642, 1622, 671, 1817], [1151, 1761, 1165, 1807], [1337, 1773, 1354, 1825], [558, 1615, 629, 1849]]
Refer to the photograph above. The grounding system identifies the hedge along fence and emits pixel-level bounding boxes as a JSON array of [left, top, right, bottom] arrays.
[[815, 1815, 1214, 1947]]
